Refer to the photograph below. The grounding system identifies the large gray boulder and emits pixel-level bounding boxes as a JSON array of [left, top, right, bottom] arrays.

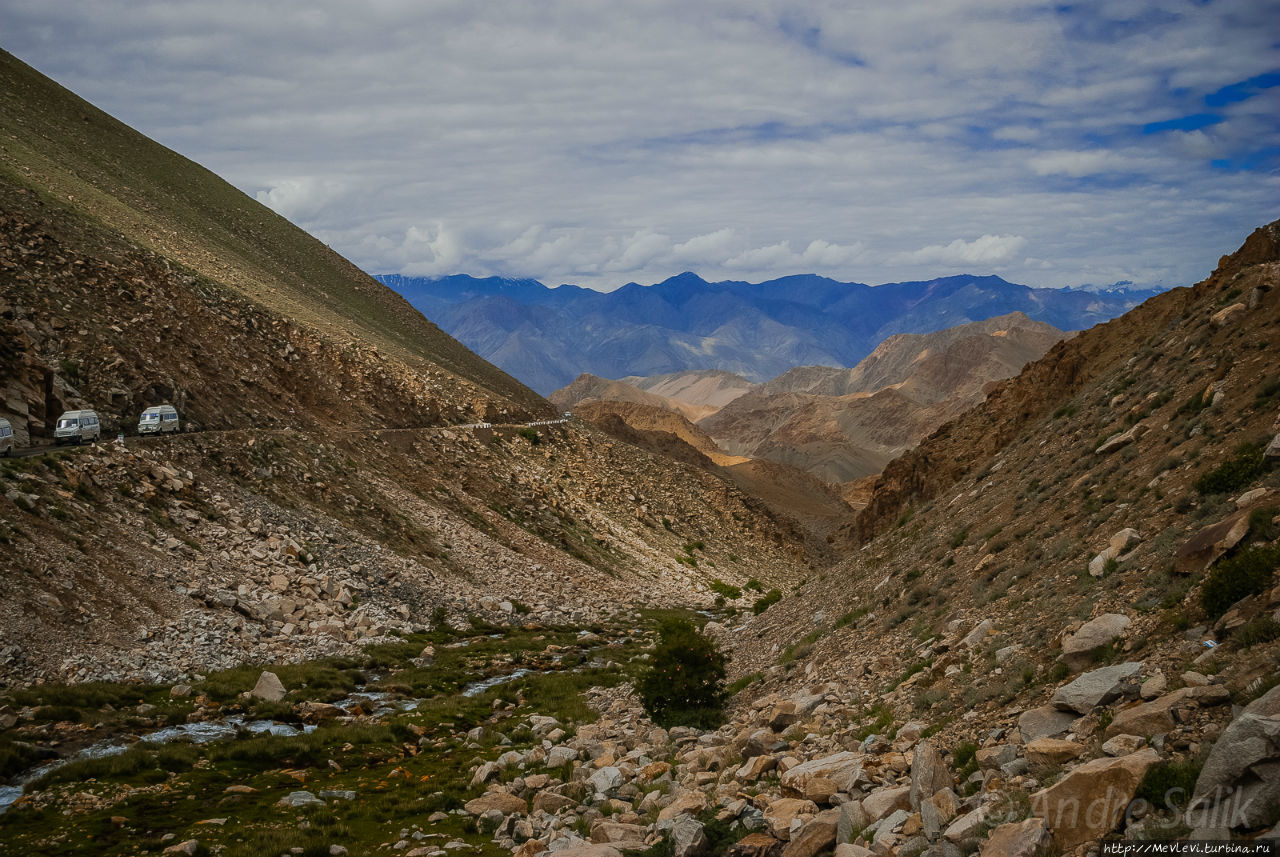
[[1059, 614, 1129, 672], [250, 670, 287, 702], [1186, 685, 1280, 829], [1050, 662, 1143, 713], [671, 817, 708, 857], [1016, 707, 1078, 742], [909, 741, 952, 811]]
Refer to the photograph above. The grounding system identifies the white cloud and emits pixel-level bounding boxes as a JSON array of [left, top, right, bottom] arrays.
[[902, 235, 1028, 266], [0, 0, 1275, 291], [255, 177, 348, 222]]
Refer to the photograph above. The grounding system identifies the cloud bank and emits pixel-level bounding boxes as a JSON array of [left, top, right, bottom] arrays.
[[2, 0, 1277, 290]]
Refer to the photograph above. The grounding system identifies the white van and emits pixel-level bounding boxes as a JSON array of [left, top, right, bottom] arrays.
[[53, 409, 101, 445], [0, 418, 13, 457], [138, 404, 180, 435]]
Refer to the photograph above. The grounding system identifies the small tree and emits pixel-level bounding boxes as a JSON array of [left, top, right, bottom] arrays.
[[637, 617, 727, 729]]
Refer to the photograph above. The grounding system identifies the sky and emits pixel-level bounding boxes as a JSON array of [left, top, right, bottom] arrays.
[[2, 1, 1278, 292]]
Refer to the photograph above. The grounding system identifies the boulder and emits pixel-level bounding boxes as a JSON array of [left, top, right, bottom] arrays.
[[1023, 738, 1085, 768], [781, 752, 867, 796], [549, 846, 623, 857], [837, 800, 870, 844], [1029, 748, 1159, 851], [943, 807, 987, 843], [1100, 735, 1146, 757], [590, 821, 647, 847], [781, 809, 839, 857], [726, 833, 784, 857], [1059, 614, 1129, 671], [1176, 510, 1251, 573], [1016, 707, 1077, 743], [671, 817, 708, 857], [276, 790, 324, 808], [464, 792, 527, 816], [1186, 684, 1280, 829], [861, 786, 911, 823], [834, 845, 874, 857], [533, 791, 579, 814], [960, 619, 993, 649], [978, 818, 1051, 857], [659, 790, 709, 822], [909, 741, 953, 810], [587, 766, 623, 796], [250, 670, 287, 703], [763, 798, 818, 841], [1050, 662, 1143, 713], [1105, 685, 1230, 739]]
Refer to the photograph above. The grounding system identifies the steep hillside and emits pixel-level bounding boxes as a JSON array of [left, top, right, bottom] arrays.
[[570, 401, 856, 556], [0, 48, 547, 441], [852, 222, 1279, 543], [713, 221, 1280, 849], [0, 52, 814, 685], [700, 314, 1066, 483], [382, 272, 1157, 393], [571, 401, 749, 467]]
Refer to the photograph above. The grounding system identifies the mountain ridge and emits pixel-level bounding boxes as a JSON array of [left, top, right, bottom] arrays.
[[378, 271, 1160, 393]]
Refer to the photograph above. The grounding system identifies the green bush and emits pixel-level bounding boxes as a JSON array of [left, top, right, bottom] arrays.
[[752, 589, 781, 614], [1135, 757, 1203, 810], [1194, 441, 1270, 495], [517, 427, 541, 445], [1202, 545, 1280, 618], [636, 617, 727, 729], [1232, 616, 1280, 649], [709, 579, 742, 600]]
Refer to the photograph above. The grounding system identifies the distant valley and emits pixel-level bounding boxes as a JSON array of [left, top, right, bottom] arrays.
[[552, 312, 1069, 488], [377, 271, 1158, 394]]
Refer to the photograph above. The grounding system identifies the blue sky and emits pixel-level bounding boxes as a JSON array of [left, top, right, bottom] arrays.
[[2, 0, 1277, 291]]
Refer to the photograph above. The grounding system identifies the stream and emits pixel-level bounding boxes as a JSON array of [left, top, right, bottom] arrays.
[[1, 628, 632, 815]]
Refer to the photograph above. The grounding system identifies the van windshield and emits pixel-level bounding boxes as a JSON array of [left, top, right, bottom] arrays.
[[57, 418, 77, 429], [142, 413, 159, 421]]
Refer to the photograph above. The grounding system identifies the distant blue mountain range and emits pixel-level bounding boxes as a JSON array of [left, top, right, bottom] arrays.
[[376, 271, 1163, 395]]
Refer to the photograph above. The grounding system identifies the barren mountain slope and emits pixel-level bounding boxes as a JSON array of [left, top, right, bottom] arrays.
[[715, 222, 1280, 820], [701, 314, 1065, 482], [0, 51, 541, 420], [0, 53, 815, 685], [852, 222, 1280, 543], [620, 369, 756, 412], [570, 400, 856, 558]]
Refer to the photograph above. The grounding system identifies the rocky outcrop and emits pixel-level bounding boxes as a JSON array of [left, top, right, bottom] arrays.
[[1187, 685, 1280, 830], [1030, 749, 1159, 850]]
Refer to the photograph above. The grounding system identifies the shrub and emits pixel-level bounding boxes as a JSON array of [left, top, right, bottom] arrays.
[[745, 577, 763, 592], [1134, 757, 1203, 811], [1232, 616, 1280, 649], [752, 589, 781, 614], [636, 617, 727, 728], [1202, 545, 1280, 618], [1194, 441, 1270, 495], [709, 579, 742, 600], [1248, 506, 1279, 542], [517, 428, 541, 445]]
